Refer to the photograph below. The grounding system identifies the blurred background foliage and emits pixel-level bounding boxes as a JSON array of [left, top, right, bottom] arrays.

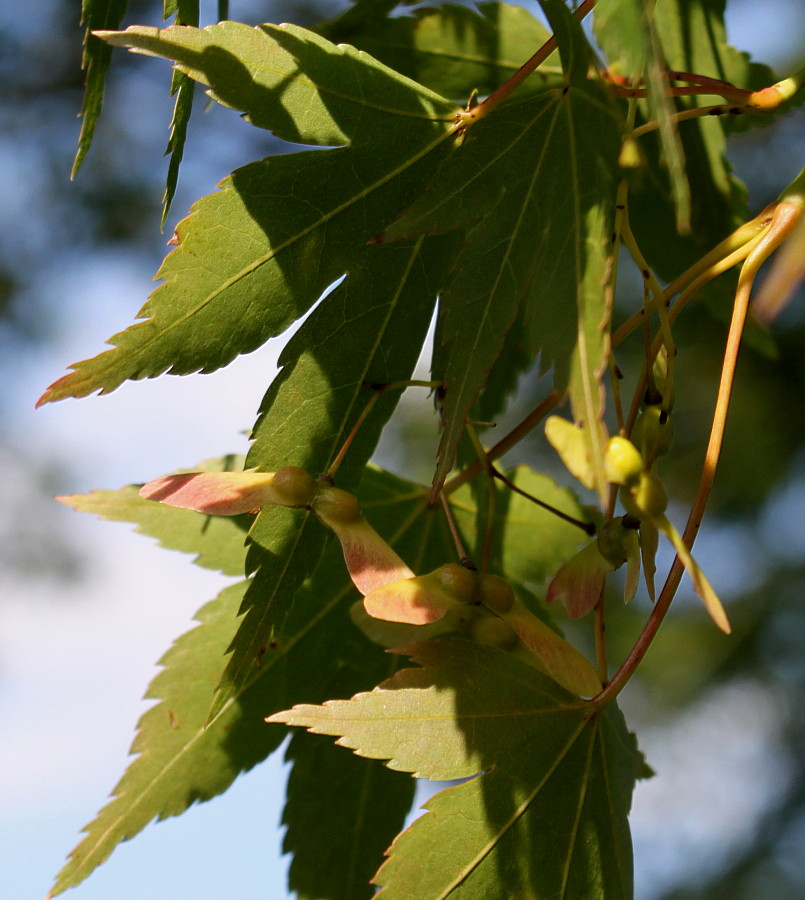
[[3, 0, 804, 897]]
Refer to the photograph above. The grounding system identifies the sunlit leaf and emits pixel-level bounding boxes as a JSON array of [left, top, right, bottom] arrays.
[[386, 0, 620, 502], [57, 455, 249, 575], [38, 24, 460, 404], [271, 639, 646, 898], [320, 1, 556, 101], [208, 236, 456, 721]]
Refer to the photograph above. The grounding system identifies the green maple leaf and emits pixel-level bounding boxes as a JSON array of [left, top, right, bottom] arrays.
[[320, 1, 556, 102], [57, 455, 249, 575], [38, 21, 461, 405], [160, 1, 199, 224], [453, 464, 594, 585], [48, 477, 412, 896], [385, 0, 622, 503], [270, 638, 648, 899], [207, 235, 458, 722], [283, 719, 415, 900], [49, 450, 597, 896], [72, 0, 129, 177]]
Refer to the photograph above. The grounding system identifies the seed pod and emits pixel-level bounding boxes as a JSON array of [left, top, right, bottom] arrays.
[[362, 564, 477, 625], [632, 472, 668, 518], [139, 469, 313, 515], [596, 518, 630, 567], [271, 466, 319, 507], [479, 574, 515, 613], [311, 484, 364, 525], [604, 436, 645, 487], [632, 405, 674, 459], [471, 614, 519, 651], [435, 563, 479, 604]]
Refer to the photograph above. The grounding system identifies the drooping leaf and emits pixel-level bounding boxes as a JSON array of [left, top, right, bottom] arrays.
[[162, 71, 195, 226], [56, 455, 249, 575], [207, 236, 457, 721], [160, 0, 198, 226], [320, 1, 556, 102], [386, 0, 620, 503], [51, 447, 601, 897], [270, 638, 646, 898], [37, 24, 461, 405], [72, 0, 129, 177]]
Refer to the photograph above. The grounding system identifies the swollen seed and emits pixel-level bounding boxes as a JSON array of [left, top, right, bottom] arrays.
[[632, 405, 674, 458], [435, 563, 479, 603], [604, 436, 645, 487], [596, 518, 629, 567], [271, 466, 319, 507], [472, 615, 519, 650], [479, 574, 515, 613], [633, 472, 668, 518], [312, 485, 363, 524]]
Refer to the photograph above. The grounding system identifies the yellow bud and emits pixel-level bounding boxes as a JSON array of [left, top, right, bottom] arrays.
[[632, 405, 674, 458], [604, 436, 645, 487]]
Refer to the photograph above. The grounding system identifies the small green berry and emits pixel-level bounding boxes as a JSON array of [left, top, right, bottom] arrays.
[[627, 472, 668, 518], [271, 466, 319, 507], [604, 436, 645, 487], [435, 564, 479, 603], [479, 574, 515, 613]]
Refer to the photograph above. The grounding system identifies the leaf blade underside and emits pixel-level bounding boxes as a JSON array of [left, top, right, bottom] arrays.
[[271, 638, 645, 899], [319, 1, 556, 102], [207, 235, 459, 721], [38, 23, 460, 406], [385, 1, 621, 502], [57, 455, 249, 575]]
